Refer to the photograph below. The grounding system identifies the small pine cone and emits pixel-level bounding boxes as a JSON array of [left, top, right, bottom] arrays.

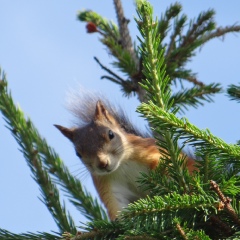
[[86, 22, 98, 33]]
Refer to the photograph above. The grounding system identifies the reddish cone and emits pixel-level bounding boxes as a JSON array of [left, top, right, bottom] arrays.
[[86, 22, 98, 33]]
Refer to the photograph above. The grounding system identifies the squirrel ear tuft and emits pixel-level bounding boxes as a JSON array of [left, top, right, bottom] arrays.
[[54, 124, 74, 141], [94, 100, 117, 125], [94, 100, 109, 120]]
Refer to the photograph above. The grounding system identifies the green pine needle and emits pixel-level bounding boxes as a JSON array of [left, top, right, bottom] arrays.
[[0, 68, 107, 229], [0, 229, 61, 240], [138, 101, 240, 160], [171, 83, 222, 113], [227, 84, 240, 103]]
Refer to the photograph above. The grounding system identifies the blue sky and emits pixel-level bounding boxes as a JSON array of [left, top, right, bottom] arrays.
[[0, 0, 240, 234]]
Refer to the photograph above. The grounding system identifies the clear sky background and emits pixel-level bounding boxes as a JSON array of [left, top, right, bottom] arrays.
[[0, 0, 240, 234]]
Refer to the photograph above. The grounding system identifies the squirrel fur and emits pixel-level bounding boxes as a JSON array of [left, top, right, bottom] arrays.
[[55, 93, 195, 220]]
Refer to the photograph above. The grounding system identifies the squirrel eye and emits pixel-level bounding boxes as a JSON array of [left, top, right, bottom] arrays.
[[76, 151, 82, 158], [108, 130, 115, 140]]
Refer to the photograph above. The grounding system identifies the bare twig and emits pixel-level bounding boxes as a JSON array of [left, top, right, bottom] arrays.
[[94, 56, 125, 83], [202, 25, 240, 43], [176, 223, 188, 240], [94, 57, 138, 94], [209, 215, 233, 237], [124, 236, 157, 240], [210, 180, 240, 227], [113, 0, 138, 67], [183, 76, 205, 87]]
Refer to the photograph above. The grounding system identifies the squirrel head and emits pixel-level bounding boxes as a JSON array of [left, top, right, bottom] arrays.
[[55, 101, 130, 175]]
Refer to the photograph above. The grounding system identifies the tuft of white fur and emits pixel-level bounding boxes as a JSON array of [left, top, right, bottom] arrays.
[[110, 160, 148, 209]]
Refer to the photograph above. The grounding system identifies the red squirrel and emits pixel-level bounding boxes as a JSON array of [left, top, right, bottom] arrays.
[[55, 98, 195, 220]]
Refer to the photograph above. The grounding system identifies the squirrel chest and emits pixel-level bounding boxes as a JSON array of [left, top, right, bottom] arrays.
[[92, 159, 149, 219], [109, 160, 148, 207]]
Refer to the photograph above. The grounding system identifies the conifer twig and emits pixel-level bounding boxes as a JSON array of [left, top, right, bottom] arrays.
[[124, 236, 157, 240], [209, 215, 233, 237], [202, 25, 240, 43], [139, 101, 240, 160], [0, 70, 76, 234], [94, 56, 137, 94], [183, 76, 204, 86], [170, 83, 222, 112], [157, 2, 182, 42], [176, 223, 188, 240], [165, 14, 187, 58], [94, 56, 125, 84], [0, 229, 61, 240], [113, 0, 138, 67], [210, 180, 240, 227], [227, 84, 240, 102], [0, 69, 107, 223]]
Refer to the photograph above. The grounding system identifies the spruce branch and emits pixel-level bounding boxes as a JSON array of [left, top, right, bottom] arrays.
[[173, 219, 212, 239], [209, 215, 233, 237], [183, 75, 205, 87], [181, 10, 216, 49], [175, 221, 188, 240], [120, 193, 219, 236], [165, 9, 216, 76], [122, 236, 157, 240], [0, 69, 107, 224], [157, 2, 182, 43], [139, 168, 179, 196], [103, 37, 139, 76], [165, 14, 187, 59], [170, 83, 222, 113], [123, 194, 218, 218], [136, 1, 194, 193], [78, 7, 144, 101], [94, 56, 125, 84], [138, 101, 240, 160], [78, 8, 139, 87], [185, 229, 211, 240], [78, 11, 139, 78], [94, 57, 137, 96], [201, 25, 240, 44], [210, 180, 240, 227], [66, 193, 220, 239], [0, 229, 61, 240], [77, 10, 119, 40], [78, 2, 240, 105], [0, 71, 76, 234], [227, 84, 240, 103], [67, 220, 124, 240], [202, 154, 210, 184], [136, 0, 171, 110], [113, 0, 138, 67]]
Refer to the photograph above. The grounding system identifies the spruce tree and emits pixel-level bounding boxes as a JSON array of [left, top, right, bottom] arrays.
[[1, 0, 240, 239]]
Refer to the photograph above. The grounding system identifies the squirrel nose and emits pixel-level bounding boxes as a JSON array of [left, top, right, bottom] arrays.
[[98, 161, 108, 169]]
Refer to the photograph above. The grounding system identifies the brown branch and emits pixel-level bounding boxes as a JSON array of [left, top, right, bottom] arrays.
[[183, 76, 205, 87], [209, 215, 233, 237], [202, 25, 240, 44], [165, 30, 178, 59], [67, 228, 120, 240], [176, 223, 188, 240], [165, 16, 187, 59], [180, 10, 215, 49], [113, 0, 138, 67], [124, 236, 158, 240], [94, 56, 125, 83], [210, 180, 240, 227], [94, 56, 139, 94], [67, 230, 103, 240]]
